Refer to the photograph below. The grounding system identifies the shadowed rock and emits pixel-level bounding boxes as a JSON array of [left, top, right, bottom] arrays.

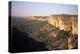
[[9, 27, 49, 53]]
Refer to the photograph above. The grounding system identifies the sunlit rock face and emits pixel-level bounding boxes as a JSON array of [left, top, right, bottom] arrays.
[[48, 14, 78, 49], [48, 14, 78, 34], [71, 16, 78, 34], [26, 16, 48, 21]]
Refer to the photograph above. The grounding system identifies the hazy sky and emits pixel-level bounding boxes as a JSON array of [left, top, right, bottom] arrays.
[[11, 1, 78, 17]]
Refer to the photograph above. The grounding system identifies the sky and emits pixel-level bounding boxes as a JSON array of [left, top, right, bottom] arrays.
[[11, 1, 78, 17]]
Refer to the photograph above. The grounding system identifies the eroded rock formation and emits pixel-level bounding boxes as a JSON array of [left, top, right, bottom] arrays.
[[48, 14, 78, 49]]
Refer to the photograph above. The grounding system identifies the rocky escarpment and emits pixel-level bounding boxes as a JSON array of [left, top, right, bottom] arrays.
[[48, 14, 78, 49]]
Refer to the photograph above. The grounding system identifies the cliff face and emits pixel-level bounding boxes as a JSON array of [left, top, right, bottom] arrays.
[[48, 15, 78, 49], [48, 15, 78, 34], [71, 16, 78, 34]]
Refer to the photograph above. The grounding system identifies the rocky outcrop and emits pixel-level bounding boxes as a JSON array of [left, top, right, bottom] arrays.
[[48, 14, 78, 49], [48, 14, 78, 34]]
